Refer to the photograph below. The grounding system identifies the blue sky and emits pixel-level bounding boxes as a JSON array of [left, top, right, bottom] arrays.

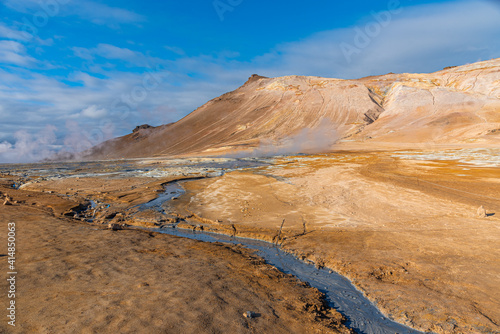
[[1, 0, 500, 162]]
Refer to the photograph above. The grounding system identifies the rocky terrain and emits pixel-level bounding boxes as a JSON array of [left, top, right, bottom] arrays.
[[85, 58, 500, 160]]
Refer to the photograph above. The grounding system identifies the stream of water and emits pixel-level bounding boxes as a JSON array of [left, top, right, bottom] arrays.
[[137, 182, 424, 334]]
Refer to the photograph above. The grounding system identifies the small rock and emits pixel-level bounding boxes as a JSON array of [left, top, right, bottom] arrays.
[[243, 311, 255, 319], [103, 212, 118, 220], [477, 206, 487, 218], [114, 213, 125, 221], [3, 199, 12, 206], [108, 223, 123, 231]]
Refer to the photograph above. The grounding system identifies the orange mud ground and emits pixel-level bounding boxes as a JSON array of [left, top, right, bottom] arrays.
[[173, 152, 500, 334], [0, 177, 349, 334], [1, 150, 499, 333]]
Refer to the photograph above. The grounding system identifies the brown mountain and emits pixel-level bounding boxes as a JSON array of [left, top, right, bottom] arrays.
[[85, 58, 500, 160]]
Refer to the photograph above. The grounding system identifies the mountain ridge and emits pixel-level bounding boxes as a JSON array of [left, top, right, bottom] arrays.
[[83, 58, 500, 160]]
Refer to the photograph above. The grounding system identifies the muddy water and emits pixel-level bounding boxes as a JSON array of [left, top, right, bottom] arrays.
[[146, 227, 422, 334], [139, 183, 423, 334], [137, 181, 190, 212]]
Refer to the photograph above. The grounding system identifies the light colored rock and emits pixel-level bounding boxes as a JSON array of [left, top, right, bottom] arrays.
[[477, 206, 487, 218]]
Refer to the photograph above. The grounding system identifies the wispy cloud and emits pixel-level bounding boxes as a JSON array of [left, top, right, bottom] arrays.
[[252, 0, 500, 78], [0, 40, 37, 66], [0, 23, 30, 42], [164, 46, 186, 56], [75, 1, 145, 26], [3, 0, 145, 27], [72, 43, 162, 67]]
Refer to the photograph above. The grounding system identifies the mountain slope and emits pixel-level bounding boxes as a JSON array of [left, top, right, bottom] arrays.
[[86, 58, 500, 160]]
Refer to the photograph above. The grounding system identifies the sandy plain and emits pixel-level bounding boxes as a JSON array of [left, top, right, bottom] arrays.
[[0, 148, 499, 333]]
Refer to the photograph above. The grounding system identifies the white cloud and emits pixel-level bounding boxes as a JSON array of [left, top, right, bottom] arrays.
[[0, 40, 25, 54], [93, 44, 149, 66], [95, 44, 138, 60], [0, 22, 55, 47], [81, 105, 107, 119], [72, 47, 94, 61], [0, 40, 37, 66]]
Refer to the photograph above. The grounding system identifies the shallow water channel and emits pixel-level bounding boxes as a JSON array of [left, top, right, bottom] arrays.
[[137, 182, 423, 334]]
